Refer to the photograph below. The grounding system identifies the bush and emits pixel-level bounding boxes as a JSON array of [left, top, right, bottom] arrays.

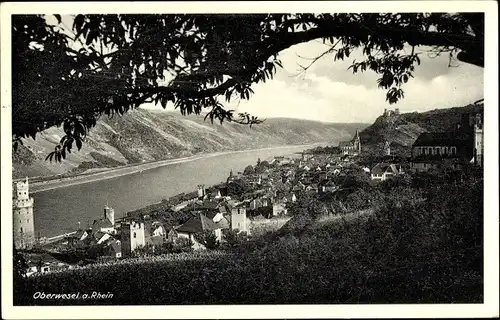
[[222, 229, 249, 248], [243, 165, 254, 175]]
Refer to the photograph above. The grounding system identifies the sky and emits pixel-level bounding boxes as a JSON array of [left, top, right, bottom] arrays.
[[141, 39, 484, 124], [47, 15, 484, 124], [225, 40, 484, 124]]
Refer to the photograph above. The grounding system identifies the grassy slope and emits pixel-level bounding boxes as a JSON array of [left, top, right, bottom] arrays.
[[15, 173, 482, 305], [360, 102, 484, 153]]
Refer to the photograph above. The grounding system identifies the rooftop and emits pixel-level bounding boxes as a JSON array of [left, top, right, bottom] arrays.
[[413, 132, 471, 147], [176, 213, 220, 234]]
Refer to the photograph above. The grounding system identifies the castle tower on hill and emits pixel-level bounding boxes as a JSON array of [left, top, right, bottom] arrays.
[[13, 177, 35, 249]]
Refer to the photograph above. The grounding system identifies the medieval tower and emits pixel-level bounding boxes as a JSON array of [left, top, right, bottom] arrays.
[[197, 184, 205, 199], [230, 205, 249, 234], [473, 113, 483, 166], [13, 177, 35, 249], [104, 205, 115, 225], [120, 220, 145, 257]]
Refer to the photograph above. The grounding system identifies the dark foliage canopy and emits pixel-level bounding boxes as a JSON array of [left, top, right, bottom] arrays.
[[12, 13, 484, 160]]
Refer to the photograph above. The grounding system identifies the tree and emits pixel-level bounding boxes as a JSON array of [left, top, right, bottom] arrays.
[[335, 169, 373, 192], [243, 165, 255, 175], [13, 248, 29, 281], [195, 230, 220, 250], [227, 178, 249, 197], [12, 13, 484, 159]]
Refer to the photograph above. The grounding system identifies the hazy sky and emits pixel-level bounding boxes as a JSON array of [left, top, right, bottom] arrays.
[[142, 39, 484, 124], [47, 15, 484, 124], [227, 40, 484, 123]]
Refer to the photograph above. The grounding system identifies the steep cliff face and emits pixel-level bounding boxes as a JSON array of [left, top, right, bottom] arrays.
[[13, 109, 365, 178], [360, 102, 484, 155]]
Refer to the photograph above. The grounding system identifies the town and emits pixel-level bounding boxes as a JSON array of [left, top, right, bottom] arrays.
[[13, 104, 484, 277]]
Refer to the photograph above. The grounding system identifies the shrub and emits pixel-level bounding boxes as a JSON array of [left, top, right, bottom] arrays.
[[195, 231, 220, 250]]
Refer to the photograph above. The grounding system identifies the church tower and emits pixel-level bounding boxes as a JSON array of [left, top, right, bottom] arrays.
[[353, 129, 361, 154], [13, 177, 35, 249]]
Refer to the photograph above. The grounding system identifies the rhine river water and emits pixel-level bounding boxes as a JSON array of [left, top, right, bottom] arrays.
[[31, 144, 326, 238]]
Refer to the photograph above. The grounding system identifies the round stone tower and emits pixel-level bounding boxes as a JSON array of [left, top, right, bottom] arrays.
[[13, 177, 35, 249]]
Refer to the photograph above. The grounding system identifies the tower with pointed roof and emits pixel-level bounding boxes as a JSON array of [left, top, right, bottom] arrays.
[[353, 129, 361, 154], [13, 177, 35, 249]]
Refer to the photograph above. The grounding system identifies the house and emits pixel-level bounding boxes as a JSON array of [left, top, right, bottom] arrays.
[[321, 181, 338, 193], [370, 163, 404, 181], [93, 231, 112, 244], [210, 189, 222, 199], [105, 239, 122, 258], [272, 202, 288, 216], [176, 212, 223, 248], [246, 175, 262, 186], [25, 253, 70, 277], [204, 208, 225, 224], [65, 229, 90, 247], [248, 198, 263, 210], [167, 226, 181, 242], [92, 218, 115, 235], [261, 192, 274, 207], [340, 154, 350, 162], [151, 222, 166, 237], [305, 184, 319, 193], [92, 205, 116, 234], [292, 181, 306, 192]]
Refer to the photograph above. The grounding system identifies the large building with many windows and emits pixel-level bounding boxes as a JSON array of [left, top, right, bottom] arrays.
[[410, 106, 483, 171]]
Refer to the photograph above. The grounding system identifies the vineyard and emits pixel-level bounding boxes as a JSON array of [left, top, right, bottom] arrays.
[[14, 167, 483, 305]]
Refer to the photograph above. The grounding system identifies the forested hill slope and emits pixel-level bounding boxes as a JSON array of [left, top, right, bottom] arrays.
[[360, 101, 484, 155], [13, 109, 366, 178]]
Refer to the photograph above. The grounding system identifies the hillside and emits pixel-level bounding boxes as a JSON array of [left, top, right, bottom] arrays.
[[12, 109, 366, 179], [360, 101, 484, 155]]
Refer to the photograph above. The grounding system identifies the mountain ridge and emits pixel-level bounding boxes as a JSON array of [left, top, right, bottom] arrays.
[[13, 109, 367, 179], [360, 101, 484, 156]]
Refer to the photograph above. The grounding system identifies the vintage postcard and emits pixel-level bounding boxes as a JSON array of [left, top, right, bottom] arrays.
[[1, 1, 498, 319]]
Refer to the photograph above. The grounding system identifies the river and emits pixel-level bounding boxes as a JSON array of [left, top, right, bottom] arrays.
[[31, 144, 326, 238]]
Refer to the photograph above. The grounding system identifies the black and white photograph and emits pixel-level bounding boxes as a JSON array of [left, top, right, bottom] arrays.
[[1, 1, 498, 319]]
